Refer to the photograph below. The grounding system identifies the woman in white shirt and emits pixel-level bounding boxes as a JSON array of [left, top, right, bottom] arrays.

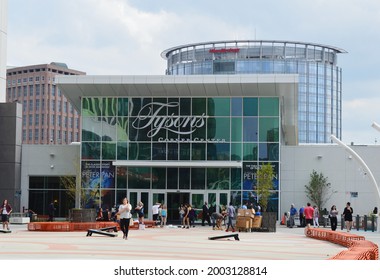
[[115, 198, 132, 240]]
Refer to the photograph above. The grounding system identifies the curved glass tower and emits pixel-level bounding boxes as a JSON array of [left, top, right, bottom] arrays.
[[162, 40, 346, 143]]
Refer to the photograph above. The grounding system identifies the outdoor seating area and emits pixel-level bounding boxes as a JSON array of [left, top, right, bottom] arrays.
[[305, 228, 378, 260]]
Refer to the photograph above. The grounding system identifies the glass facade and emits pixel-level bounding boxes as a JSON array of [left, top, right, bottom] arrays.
[[162, 40, 345, 143], [81, 96, 280, 218]]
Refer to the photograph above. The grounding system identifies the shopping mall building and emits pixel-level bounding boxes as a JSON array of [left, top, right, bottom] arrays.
[[17, 41, 380, 221]]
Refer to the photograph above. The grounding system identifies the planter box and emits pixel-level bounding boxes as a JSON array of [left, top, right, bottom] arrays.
[[261, 212, 277, 232]]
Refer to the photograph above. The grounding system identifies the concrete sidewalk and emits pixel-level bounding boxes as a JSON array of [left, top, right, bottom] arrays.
[[1, 223, 379, 260]]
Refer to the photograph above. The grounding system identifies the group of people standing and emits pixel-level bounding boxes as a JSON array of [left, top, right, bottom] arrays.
[[288, 201, 373, 232], [200, 201, 236, 232]]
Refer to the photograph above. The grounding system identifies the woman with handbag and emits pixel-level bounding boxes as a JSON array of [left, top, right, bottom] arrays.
[[115, 197, 132, 240]]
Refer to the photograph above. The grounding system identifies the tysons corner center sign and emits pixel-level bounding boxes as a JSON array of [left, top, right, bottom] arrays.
[[132, 102, 226, 143]]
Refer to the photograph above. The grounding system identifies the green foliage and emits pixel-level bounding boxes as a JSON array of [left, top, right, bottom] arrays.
[[256, 163, 275, 211], [305, 170, 335, 211]]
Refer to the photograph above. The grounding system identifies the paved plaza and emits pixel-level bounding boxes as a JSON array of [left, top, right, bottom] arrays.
[[1, 223, 380, 260]]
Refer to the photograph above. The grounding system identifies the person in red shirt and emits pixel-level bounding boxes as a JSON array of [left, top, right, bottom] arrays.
[[303, 202, 314, 228]]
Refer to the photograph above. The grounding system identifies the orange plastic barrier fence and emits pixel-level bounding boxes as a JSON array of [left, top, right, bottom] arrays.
[[305, 228, 378, 260]]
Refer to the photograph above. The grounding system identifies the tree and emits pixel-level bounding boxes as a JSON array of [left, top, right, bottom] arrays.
[[256, 163, 275, 212], [305, 170, 335, 211]]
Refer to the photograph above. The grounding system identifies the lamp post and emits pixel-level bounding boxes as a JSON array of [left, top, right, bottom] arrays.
[[330, 134, 380, 232]]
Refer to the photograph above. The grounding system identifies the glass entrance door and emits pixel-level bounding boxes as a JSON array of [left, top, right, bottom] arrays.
[[208, 191, 229, 213], [128, 191, 149, 219]]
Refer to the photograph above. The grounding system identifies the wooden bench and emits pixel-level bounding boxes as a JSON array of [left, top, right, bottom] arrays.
[[208, 233, 240, 241], [86, 226, 118, 237]]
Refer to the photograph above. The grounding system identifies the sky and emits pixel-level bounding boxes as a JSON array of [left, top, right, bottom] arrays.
[[6, 0, 380, 145]]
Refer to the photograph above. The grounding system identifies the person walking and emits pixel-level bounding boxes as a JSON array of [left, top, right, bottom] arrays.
[[152, 202, 161, 225], [115, 197, 132, 240], [47, 201, 56, 222], [201, 202, 211, 226], [160, 204, 167, 227], [226, 202, 236, 232], [343, 202, 353, 232], [299, 206, 305, 227], [303, 203, 314, 228], [313, 205, 319, 228], [182, 204, 190, 229], [289, 204, 297, 228], [329, 205, 339, 231], [0, 200, 12, 231]]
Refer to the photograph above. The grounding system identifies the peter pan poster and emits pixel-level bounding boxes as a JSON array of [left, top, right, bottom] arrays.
[[81, 161, 115, 207]]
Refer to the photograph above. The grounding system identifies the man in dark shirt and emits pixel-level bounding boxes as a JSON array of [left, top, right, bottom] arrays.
[[202, 202, 211, 226]]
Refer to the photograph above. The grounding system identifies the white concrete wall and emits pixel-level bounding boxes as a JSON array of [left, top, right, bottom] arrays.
[[20, 144, 80, 209], [0, 0, 7, 102], [281, 145, 380, 217]]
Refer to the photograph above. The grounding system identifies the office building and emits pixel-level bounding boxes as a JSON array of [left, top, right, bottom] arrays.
[[6, 62, 85, 144]]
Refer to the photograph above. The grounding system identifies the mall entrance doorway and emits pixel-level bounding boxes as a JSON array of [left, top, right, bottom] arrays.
[[167, 192, 190, 224]]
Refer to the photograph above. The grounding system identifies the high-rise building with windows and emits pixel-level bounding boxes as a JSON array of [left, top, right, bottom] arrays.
[[6, 62, 85, 144], [161, 40, 346, 144]]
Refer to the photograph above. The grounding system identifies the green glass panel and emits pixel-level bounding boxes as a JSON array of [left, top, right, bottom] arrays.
[[208, 193, 216, 209], [180, 98, 191, 115], [153, 193, 165, 205], [231, 118, 242, 141], [192, 143, 205, 160], [259, 118, 279, 142], [153, 98, 168, 116], [117, 117, 128, 141], [167, 168, 178, 189], [220, 193, 228, 206], [231, 143, 242, 161], [152, 143, 166, 160], [117, 142, 128, 160], [259, 97, 279, 116], [128, 167, 151, 189], [128, 143, 151, 160], [259, 143, 279, 161], [207, 143, 230, 160], [102, 117, 117, 141], [243, 117, 258, 142], [207, 117, 230, 141], [117, 98, 128, 116], [230, 191, 242, 206], [130, 98, 152, 116], [102, 142, 116, 160], [191, 194, 204, 209], [81, 142, 101, 160], [102, 97, 117, 116], [207, 168, 229, 190], [116, 167, 127, 188], [243, 143, 258, 161], [179, 168, 190, 189], [231, 168, 242, 190], [231, 98, 242, 116], [82, 97, 102, 117], [243, 98, 258, 116], [82, 117, 102, 141], [191, 168, 205, 189], [152, 168, 166, 189], [208, 98, 230, 116], [192, 98, 206, 115], [179, 143, 190, 160]]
